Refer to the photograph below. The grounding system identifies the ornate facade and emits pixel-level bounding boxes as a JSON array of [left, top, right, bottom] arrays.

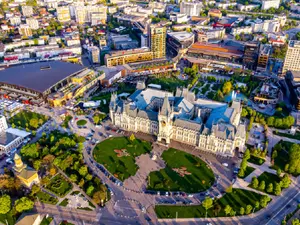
[[110, 84, 246, 157]]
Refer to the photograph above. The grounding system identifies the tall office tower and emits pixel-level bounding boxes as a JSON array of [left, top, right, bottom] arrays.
[[56, 6, 71, 23], [243, 42, 260, 71], [21, 6, 33, 17], [149, 24, 166, 59], [283, 41, 300, 74], [180, 1, 203, 17]]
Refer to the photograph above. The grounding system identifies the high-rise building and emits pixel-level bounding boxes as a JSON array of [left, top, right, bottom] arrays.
[[283, 41, 300, 74], [257, 44, 271, 72], [88, 46, 100, 64], [261, 0, 280, 10], [21, 6, 33, 17], [180, 1, 203, 17], [19, 24, 32, 37], [26, 18, 39, 30], [56, 6, 71, 23], [74, 5, 107, 25], [149, 24, 166, 59], [243, 42, 260, 71]]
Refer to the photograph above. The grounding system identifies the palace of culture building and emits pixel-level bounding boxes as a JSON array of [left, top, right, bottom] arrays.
[[109, 82, 246, 157]]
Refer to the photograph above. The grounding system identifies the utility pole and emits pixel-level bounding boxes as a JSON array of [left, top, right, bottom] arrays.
[[176, 211, 178, 221]]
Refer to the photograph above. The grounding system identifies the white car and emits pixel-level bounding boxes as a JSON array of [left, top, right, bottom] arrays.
[[188, 194, 194, 197], [222, 163, 228, 167]]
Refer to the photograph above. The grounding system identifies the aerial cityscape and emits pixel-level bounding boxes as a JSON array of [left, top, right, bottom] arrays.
[[0, 0, 299, 224]]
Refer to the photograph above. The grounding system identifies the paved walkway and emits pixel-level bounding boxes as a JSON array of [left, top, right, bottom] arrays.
[[233, 178, 270, 197]]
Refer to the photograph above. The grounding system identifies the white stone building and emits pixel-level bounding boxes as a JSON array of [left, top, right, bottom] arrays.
[[110, 85, 246, 157], [180, 1, 203, 17], [261, 0, 280, 10]]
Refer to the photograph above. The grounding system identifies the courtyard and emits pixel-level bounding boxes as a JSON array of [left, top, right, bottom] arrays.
[[147, 148, 215, 193], [45, 174, 73, 197], [93, 136, 152, 181], [8, 110, 48, 130]]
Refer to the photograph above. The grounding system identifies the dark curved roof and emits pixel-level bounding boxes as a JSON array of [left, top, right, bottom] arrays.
[[0, 61, 85, 94]]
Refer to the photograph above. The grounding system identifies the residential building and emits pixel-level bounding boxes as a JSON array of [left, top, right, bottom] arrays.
[[104, 47, 153, 67], [21, 6, 33, 17], [180, 1, 203, 17], [261, 0, 280, 10], [237, 4, 260, 11], [74, 5, 107, 24], [215, 2, 237, 9], [250, 19, 280, 33], [149, 24, 166, 59], [26, 18, 39, 30], [169, 13, 189, 24], [13, 154, 40, 187], [285, 71, 300, 110], [111, 34, 139, 50], [253, 81, 280, 105], [283, 41, 300, 73], [243, 42, 260, 70], [231, 26, 252, 36], [110, 85, 246, 157], [18, 24, 32, 37], [194, 27, 225, 41], [9, 16, 21, 26], [208, 9, 222, 18], [56, 6, 71, 23], [88, 46, 100, 64], [257, 44, 271, 72]]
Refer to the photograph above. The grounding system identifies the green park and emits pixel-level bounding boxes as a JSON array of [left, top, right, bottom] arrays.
[[155, 188, 271, 218], [93, 136, 151, 181], [147, 148, 215, 193], [9, 110, 48, 130]]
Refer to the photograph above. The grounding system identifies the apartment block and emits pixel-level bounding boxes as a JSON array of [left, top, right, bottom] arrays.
[[283, 41, 300, 73], [57, 6, 71, 23], [149, 24, 166, 59]]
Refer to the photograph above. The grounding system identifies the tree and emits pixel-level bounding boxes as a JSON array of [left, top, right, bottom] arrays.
[[30, 184, 40, 196], [244, 149, 251, 160], [239, 207, 245, 215], [86, 185, 95, 196], [29, 118, 39, 129], [85, 174, 93, 181], [129, 134, 136, 142], [93, 191, 106, 205], [21, 143, 39, 159], [281, 174, 291, 188], [292, 219, 300, 225], [297, 32, 300, 41], [230, 209, 236, 216], [49, 167, 57, 176], [0, 195, 11, 214], [245, 205, 253, 215], [266, 183, 273, 193], [259, 180, 266, 191], [224, 205, 232, 216], [202, 197, 213, 218], [33, 160, 42, 170], [70, 174, 78, 183], [15, 197, 34, 213], [79, 166, 88, 177], [93, 115, 100, 125], [238, 168, 245, 177], [251, 177, 259, 189], [260, 195, 271, 208], [289, 144, 300, 174], [222, 81, 233, 95], [277, 168, 282, 177], [254, 201, 260, 209]]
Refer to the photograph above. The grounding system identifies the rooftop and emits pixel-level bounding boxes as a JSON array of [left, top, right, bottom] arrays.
[[0, 61, 85, 94], [0, 131, 19, 146], [168, 31, 194, 42]]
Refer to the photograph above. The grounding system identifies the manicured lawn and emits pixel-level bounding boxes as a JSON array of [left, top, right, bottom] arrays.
[[147, 76, 189, 92], [237, 166, 255, 178], [36, 191, 58, 205], [272, 141, 297, 175], [46, 174, 73, 197], [40, 216, 53, 225], [248, 155, 265, 165], [61, 115, 73, 129], [9, 110, 48, 130], [273, 131, 300, 140], [93, 137, 151, 181], [155, 188, 268, 218], [249, 172, 281, 195], [59, 198, 69, 206], [76, 119, 87, 126], [257, 172, 281, 185], [147, 148, 215, 193]]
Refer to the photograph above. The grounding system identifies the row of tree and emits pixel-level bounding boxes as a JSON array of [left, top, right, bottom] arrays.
[[0, 195, 34, 215]]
